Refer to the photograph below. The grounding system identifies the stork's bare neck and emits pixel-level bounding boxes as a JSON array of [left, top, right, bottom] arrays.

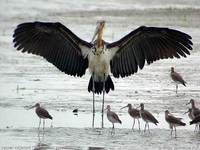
[[88, 20, 111, 81]]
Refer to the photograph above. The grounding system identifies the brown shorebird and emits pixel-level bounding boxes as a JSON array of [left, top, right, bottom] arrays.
[[187, 99, 200, 118], [121, 104, 140, 130], [165, 110, 186, 137], [186, 99, 200, 131], [106, 105, 122, 129], [170, 67, 186, 94], [138, 103, 158, 132], [184, 108, 199, 131], [29, 103, 53, 130]]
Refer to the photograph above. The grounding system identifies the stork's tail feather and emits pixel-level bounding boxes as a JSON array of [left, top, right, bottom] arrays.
[[88, 75, 114, 94]]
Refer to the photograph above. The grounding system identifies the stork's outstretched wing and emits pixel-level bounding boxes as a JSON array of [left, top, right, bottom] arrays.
[[13, 21, 93, 77], [107, 26, 193, 78]]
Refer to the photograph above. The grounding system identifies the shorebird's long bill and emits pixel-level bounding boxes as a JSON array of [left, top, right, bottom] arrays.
[[136, 106, 141, 109], [28, 105, 36, 110], [183, 110, 189, 114], [186, 102, 190, 105], [120, 106, 128, 110]]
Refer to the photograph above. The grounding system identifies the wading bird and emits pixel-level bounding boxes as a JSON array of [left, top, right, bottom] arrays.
[[170, 67, 186, 93], [187, 99, 200, 118], [106, 105, 122, 129], [29, 103, 53, 130], [165, 110, 186, 137], [121, 103, 140, 130], [138, 103, 158, 132], [184, 108, 199, 132], [13, 20, 192, 127]]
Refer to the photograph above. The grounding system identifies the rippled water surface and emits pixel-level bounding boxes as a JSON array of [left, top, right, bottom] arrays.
[[0, 0, 200, 149]]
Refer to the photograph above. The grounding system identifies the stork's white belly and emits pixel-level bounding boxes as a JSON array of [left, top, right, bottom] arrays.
[[88, 50, 111, 81]]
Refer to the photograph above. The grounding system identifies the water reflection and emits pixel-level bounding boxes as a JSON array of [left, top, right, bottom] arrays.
[[33, 131, 49, 150]]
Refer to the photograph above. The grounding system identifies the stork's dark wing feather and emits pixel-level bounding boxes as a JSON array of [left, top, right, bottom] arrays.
[[107, 26, 193, 78], [13, 21, 93, 77]]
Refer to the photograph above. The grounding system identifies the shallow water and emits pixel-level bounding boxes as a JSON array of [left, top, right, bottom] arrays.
[[1, 0, 200, 149]]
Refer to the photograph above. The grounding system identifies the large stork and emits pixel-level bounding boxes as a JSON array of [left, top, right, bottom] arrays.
[[13, 20, 193, 127]]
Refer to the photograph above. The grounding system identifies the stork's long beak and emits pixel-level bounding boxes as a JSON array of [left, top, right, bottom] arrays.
[[91, 23, 100, 43], [91, 20, 105, 43], [120, 105, 128, 110]]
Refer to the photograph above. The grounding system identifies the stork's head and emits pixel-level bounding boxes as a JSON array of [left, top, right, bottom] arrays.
[[91, 19, 105, 43]]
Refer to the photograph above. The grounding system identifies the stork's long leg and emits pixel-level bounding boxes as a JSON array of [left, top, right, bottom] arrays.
[[92, 73, 95, 128], [176, 84, 178, 94], [101, 73, 106, 128]]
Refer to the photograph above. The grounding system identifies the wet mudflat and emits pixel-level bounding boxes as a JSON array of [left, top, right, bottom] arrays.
[[0, 0, 200, 149]]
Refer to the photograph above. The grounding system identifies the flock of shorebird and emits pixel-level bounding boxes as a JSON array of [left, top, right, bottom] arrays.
[[28, 97, 200, 138], [27, 66, 199, 138]]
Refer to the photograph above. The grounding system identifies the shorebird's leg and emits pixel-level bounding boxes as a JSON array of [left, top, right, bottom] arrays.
[[111, 124, 115, 135], [43, 119, 45, 130], [194, 125, 197, 132], [92, 73, 95, 128], [176, 84, 178, 94], [147, 123, 150, 133], [38, 118, 41, 130], [138, 119, 141, 131], [144, 122, 147, 132], [132, 118, 135, 130], [171, 127, 173, 136], [174, 127, 177, 138], [101, 73, 106, 128]]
